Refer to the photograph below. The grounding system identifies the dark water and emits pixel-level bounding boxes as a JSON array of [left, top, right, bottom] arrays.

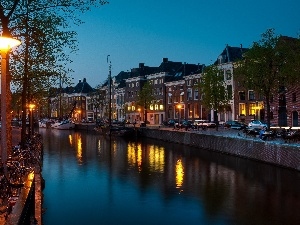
[[40, 129, 300, 225]]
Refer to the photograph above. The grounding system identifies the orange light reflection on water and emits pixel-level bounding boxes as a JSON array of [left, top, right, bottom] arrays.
[[175, 159, 184, 189]]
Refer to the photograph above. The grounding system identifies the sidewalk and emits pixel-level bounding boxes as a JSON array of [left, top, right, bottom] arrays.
[[145, 125, 300, 147]]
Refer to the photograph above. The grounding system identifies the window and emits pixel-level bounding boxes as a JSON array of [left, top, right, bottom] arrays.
[[187, 89, 192, 100], [239, 103, 246, 116], [159, 87, 163, 95], [270, 95, 274, 103], [187, 80, 191, 86], [270, 111, 274, 119], [292, 93, 296, 102], [226, 70, 232, 80], [239, 91, 245, 100], [227, 85, 232, 99], [194, 89, 199, 100], [248, 90, 255, 101], [249, 103, 255, 115]]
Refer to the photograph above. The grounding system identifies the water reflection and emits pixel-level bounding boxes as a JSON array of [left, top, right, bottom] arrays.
[[175, 159, 184, 189], [41, 129, 300, 225]]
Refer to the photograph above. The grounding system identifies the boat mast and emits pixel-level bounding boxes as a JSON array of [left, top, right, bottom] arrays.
[[107, 55, 112, 128]]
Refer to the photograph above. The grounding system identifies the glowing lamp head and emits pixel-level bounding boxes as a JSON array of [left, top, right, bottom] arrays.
[[29, 103, 35, 110], [0, 37, 21, 51]]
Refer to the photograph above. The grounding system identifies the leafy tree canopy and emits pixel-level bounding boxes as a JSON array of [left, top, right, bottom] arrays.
[[136, 81, 155, 110], [199, 64, 230, 112], [234, 28, 300, 128]]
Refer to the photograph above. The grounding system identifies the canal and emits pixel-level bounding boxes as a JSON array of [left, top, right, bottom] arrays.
[[40, 128, 300, 225]]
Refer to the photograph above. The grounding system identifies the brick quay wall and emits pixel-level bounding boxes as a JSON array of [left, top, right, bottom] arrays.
[[139, 128, 300, 171]]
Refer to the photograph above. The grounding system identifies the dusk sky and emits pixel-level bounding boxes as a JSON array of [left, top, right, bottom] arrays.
[[69, 0, 300, 87]]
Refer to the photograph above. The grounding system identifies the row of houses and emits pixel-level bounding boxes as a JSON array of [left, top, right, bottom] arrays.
[[48, 43, 299, 127]]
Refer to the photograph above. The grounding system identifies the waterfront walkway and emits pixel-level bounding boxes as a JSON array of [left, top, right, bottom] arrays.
[[0, 127, 42, 225], [144, 124, 300, 147]]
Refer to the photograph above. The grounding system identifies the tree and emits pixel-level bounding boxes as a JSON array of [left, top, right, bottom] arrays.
[[136, 81, 155, 125], [235, 28, 300, 128], [0, 0, 108, 144], [198, 65, 231, 130]]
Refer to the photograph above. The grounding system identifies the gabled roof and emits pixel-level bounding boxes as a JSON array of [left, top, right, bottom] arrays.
[[158, 58, 204, 82], [130, 63, 159, 78], [216, 45, 249, 64], [73, 78, 94, 93], [114, 71, 132, 88]]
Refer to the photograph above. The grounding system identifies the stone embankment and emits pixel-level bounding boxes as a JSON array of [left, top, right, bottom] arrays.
[[139, 127, 300, 171], [1, 128, 43, 225]]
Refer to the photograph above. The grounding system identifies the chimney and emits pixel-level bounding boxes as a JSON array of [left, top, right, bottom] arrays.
[[162, 58, 168, 63], [79, 79, 81, 83]]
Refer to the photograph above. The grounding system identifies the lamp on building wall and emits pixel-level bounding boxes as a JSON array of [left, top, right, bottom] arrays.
[[177, 104, 182, 125], [0, 36, 21, 168]]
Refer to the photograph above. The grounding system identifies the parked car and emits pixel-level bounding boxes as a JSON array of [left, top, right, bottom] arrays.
[[179, 120, 195, 130], [224, 120, 247, 130], [248, 120, 267, 129], [166, 119, 178, 127], [194, 119, 216, 128]]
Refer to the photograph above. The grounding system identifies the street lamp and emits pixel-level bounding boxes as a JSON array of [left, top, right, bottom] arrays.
[[29, 103, 35, 137], [0, 37, 21, 168], [138, 108, 141, 124]]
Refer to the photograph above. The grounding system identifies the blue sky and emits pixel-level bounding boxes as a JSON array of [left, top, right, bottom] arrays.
[[69, 0, 300, 87]]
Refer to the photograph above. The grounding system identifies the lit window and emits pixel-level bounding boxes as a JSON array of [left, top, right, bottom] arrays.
[[239, 103, 246, 116], [249, 103, 255, 115]]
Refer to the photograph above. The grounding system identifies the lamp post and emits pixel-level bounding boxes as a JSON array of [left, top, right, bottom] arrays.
[[0, 37, 21, 168], [138, 108, 141, 124], [29, 103, 35, 137]]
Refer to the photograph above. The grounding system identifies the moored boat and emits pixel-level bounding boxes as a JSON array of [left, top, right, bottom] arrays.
[[94, 125, 135, 137], [51, 119, 75, 130]]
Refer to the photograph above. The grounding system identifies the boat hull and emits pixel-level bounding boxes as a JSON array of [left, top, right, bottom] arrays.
[[51, 120, 75, 130]]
